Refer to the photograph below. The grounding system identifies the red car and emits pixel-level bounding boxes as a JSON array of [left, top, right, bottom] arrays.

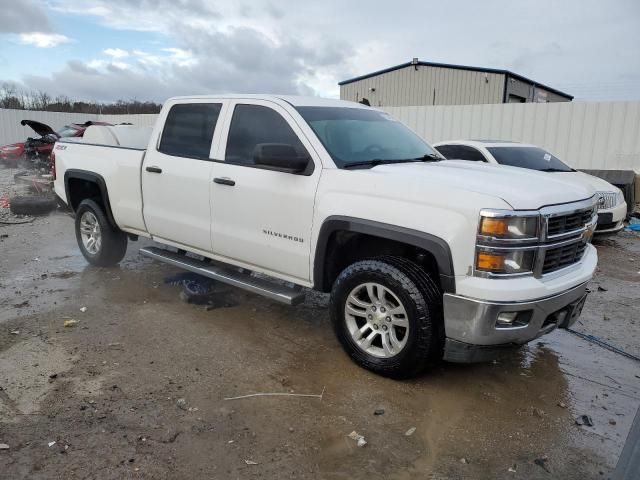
[[0, 120, 112, 167]]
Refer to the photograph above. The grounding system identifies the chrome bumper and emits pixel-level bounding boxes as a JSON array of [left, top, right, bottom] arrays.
[[442, 282, 588, 363]]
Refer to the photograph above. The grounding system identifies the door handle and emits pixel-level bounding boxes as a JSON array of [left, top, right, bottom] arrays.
[[213, 177, 236, 186], [146, 166, 162, 173]]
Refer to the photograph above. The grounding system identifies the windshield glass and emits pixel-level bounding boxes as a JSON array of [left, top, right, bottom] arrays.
[[296, 107, 439, 167], [487, 146, 573, 172], [56, 126, 80, 138]]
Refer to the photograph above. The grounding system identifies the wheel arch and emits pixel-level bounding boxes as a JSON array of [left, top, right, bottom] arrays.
[[64, 169, 117, 229], [313, 216, 455, 294]]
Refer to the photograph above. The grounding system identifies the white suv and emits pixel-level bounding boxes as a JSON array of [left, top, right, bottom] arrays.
[[433, 140, 627, 234]]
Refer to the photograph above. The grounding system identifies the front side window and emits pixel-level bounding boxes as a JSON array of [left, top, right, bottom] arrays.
[[159, 103, 222, 159], [225, 104, 309, 166], [435, 145, 486, 162], [296, 107, 439, 168], [487, 146, 573, 172]]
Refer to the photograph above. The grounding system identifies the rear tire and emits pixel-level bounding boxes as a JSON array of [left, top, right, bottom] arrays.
[[329, 256, 444, 379], [75, 199, 127, 267]]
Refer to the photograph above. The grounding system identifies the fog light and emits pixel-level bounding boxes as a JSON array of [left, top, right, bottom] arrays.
[[496, 312, 518, 326], [555, 310, 568, 325]]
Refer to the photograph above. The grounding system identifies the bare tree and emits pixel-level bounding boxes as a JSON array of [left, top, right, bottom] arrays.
[[0, 85, 161, 114]]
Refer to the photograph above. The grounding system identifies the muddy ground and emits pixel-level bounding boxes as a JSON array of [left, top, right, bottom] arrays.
[[1, 173, 639, 479]]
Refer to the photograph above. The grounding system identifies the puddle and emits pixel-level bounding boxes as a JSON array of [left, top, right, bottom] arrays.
[[543, 329, 640, 461]]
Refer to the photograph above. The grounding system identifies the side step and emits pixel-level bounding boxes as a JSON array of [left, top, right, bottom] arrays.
[[140, 246, 306, 306]]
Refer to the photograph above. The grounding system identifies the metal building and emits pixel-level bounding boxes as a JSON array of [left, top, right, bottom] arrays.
[[339, 59, 573, 107]]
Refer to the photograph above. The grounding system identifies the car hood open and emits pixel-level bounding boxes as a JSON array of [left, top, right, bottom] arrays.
[[20, 120, 57, 137]]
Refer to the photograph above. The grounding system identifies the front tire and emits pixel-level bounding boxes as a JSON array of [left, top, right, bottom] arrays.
[[75, 199, 127, 267], [329, 257, 443, 379]]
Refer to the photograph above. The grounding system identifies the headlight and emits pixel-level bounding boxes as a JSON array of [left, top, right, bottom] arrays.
[[476, 248, 536, 275], [616, 189, 625, 205], [478, 212, 539, 240], [475, 210, 540, 277]]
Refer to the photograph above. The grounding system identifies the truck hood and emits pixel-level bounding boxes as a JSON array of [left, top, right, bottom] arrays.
[[552, 171, 619, 193], [367, 160, 596, 210], [20, 120, 57, 137]]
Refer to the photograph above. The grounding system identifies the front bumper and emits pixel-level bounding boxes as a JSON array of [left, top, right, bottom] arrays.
[[0, 152, 22, 163], [442, 281, 588, 363], [595, 201, 627, 234]]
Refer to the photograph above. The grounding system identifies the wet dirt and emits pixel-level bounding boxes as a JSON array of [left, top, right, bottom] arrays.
[[1, 204, 639, 478]]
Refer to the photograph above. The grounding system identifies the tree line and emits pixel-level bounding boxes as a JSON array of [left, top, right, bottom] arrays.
[[0, 83, 162, 114]]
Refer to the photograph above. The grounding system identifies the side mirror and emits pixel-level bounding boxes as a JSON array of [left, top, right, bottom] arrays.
[[253, 143, 311, 174]]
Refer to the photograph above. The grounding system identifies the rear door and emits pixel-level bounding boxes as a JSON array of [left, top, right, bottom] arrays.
[[142, 100, 226, 253], [210, 100, 321, 284]]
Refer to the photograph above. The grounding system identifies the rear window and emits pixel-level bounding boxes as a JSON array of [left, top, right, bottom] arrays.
[[159, 103, 222, 159], [487, 146, 573, 172]]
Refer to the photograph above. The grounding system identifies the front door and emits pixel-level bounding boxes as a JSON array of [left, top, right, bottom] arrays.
[[142, 101, 224, 253], [210, 100, 321, 283]]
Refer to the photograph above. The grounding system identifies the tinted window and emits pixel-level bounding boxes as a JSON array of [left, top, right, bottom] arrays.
[[296, 107, 438, 167], [487, 146, 573, 172], [225, 104, 308, 166], [159, 103, 221, 159], [435, 145, 486, 162]]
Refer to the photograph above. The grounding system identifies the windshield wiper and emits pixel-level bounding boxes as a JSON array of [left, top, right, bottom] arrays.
[[538, 167, 571, 172], [342, 159, 413, 169], [343, 154, 441, 169], [411, 152, 442, 162]]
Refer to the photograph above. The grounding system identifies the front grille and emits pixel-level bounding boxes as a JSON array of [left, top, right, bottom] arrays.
[[596, 191, 617, 210], [542, 242, 587, 275], [547, 208, 593, 237], [475, 197, 597, 279]]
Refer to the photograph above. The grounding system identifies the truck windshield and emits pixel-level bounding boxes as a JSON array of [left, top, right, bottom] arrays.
[[487, 146, 574, 172], [296, 107, 440, 168]]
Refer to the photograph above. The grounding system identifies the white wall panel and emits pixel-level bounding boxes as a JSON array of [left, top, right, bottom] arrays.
[[384, 102, 640, 172], [3, 103, 640, 173]]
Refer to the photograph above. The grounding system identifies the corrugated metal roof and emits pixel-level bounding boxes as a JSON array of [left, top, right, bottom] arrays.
[[339, 61, 573, 100]]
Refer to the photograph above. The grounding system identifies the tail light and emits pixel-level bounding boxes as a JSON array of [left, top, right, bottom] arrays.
[[50, 151, 56, 180]]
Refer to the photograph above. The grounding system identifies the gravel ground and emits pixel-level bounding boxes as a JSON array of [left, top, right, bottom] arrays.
[[1, 165, 639, 479]]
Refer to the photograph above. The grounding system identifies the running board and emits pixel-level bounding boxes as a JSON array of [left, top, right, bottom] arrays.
[[139, 246, 306, 306]]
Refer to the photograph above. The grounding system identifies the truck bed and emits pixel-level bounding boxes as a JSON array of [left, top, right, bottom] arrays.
[[54, 126, 151, 235]]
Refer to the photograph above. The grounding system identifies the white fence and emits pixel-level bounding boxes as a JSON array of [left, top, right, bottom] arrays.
[[2, 102, 640, 173], [383, 102, 640, 173], [0, 108, 157, 146]]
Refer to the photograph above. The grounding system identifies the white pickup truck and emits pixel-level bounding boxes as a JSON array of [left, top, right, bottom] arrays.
[[53, 95, 598, 378]]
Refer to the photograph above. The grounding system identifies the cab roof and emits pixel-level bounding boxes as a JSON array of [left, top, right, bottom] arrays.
[[166, 94, 370, 109]]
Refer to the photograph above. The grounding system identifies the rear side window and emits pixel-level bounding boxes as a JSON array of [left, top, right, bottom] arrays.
[[435, 145, 486, 162], [159, 103, 222, 159], [225, 104, 308, 166]]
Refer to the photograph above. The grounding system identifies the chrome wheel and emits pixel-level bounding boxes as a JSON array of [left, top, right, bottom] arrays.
[[79, 211, 102, 255], [344, 282, 409, 358]]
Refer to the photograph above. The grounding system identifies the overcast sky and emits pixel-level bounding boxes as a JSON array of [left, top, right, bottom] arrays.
[[0, 0, 638, 103]]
